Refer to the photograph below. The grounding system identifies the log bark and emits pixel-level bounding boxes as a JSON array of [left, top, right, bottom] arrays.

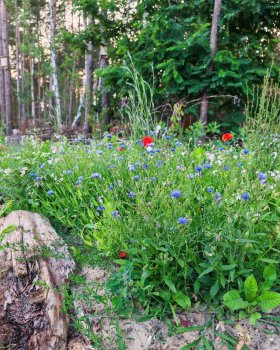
[[0, 210, 75, 350]]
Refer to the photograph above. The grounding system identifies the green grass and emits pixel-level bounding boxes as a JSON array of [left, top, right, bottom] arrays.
[[0, 130, 279, 314]]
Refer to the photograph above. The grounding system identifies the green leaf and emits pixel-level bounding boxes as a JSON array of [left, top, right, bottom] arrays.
[[173, 291, 191, 309], [180, 336, 202, 350], [263, 266, 277, 283], [259, 292, 280, 311], [210, 280, 219, 299], [249, 312, 262, 325], [239, 311, 247, 320], [198, 266, 214, 279], [223, 290, 249, 311], [244, 274, 258, 302], [163, 277, 177, 293], [221, 264, 237, 271]]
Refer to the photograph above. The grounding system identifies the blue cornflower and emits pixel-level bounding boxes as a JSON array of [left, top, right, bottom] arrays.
[[237, 163, 242, 167], [175, 141, 182, 147], [109, 184, 114, 190], [30, 173, 36, 178], [97, 150, 103, 155], [241, 193, 250, 201], [134, 175, 140, 181], [35, 176, 42, 182], [47, 190, 54, 196], [171, 190, 182, 199], [150, 177, 156, 182], [178, 217, 188, 225], [243, 149, 249, 155], [40, 163, 46, 169], [75, 180, 82, 186], [106, 134, 112, 139], [189, 174, 195, 179], [128, 191, 135, 198], [92, 172, 100, 179], [112, 210, 119, 218], [66, 170, 73, 174], [129, 165, 135, 172], [143, 164, 148, 169], [119, 156, 124, 160], [205, 164, 212, 169], [215, 192, 222, 203], [135, 162, 141, 167], [107, 142, 113, 149], [195, 165, 204, 172], [156, 148, 161, 153], [223, 165, 230, 171], [156, 160, 162, 168], [170, 147, 176, 152], [78, 176, 83, 181], [97, 205, 105, 211], [218, 147, 225, 151], [206, 187, 213, 193], [258, 172, 267, 181], [166, 135, 171, 140], [109, 164, 115, 169]]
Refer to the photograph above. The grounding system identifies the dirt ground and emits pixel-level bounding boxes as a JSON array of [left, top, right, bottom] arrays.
[[69, 266, 280, 350]]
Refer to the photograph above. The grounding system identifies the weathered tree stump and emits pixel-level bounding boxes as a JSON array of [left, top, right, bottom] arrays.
[[0, 211, 75, 350]]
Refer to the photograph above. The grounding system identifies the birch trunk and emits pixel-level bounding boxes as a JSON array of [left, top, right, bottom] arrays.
[[72, 17, 93, 131], [0, 0, 13, 136], [199, 0, 222, 125], [49, 0, 62, 131]]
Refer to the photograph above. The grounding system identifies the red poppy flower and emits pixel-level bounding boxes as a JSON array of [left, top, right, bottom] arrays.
[[142, 136, 154, 148], [119, 251, 128, 259], [118, 147, 124, 151], [222, 133, 233, 142]]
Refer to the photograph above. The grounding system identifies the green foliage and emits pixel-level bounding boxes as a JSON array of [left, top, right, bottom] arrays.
[[223, 266, 280, 324], [92, 0, 280, 128]]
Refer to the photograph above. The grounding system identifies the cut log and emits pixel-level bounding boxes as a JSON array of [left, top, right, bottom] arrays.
[[0, 210, 75, 350]]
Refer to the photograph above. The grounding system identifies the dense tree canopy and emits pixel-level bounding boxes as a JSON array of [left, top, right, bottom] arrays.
[[0, 0, 279, 133]]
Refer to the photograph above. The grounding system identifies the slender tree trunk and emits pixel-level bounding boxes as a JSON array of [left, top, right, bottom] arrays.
[[100, 46, 109, 127], [0, 0, 13, 136], [15, 6, 21, 124], [30, 57, 36, 124], [49, 0, 62, 131], [72, 17, 93, 131], [83, 17, 93, 134], [199, 0, 222, 125], [20, 51, 26, 124], [0, 5, 5, 124]]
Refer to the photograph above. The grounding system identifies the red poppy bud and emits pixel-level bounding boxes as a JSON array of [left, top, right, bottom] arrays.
[[118, 147, 124, 151], [222, 133, 233, 142], [119, 251, 128, 259]]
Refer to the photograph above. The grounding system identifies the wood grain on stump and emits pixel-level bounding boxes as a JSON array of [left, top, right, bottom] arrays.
[[0, 211, 75, 350]]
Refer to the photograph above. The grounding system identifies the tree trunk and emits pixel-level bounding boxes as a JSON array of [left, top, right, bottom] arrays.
[[83, 17, 93, 135], [0, 210, 75, 349], [0, 6, 5, 124], [199, 0, 222, 125], [100, 47, 110, 127], [72, 17, 93, 131], [0, 0, 13, 136], [15, 6, 21, 124], [49, 0, 62, 131], [30, 57, 36, 124]]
